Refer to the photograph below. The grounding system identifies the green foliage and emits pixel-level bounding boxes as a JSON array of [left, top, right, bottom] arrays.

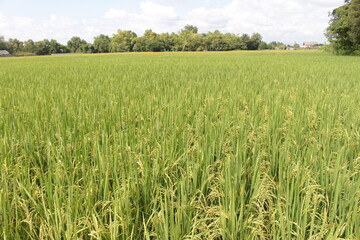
[[267, 41, 285, 50], [6, 38, 24, 54], [258, 41, 269, 50], [0, 38, 68, 56], [158, 33, 174, 51], [49, 39, 68, 54], [79, 43, 95, 53], [94, 34, 111, 53], [0, 51, 359, 239], [67, 36, 87, 53], [13, 51, 36, 56], [141, 29, 166, 52], [1, 25, 271, 54], [183, 24, 198, 34], [23, 39, 36, 53], [0, 36, 6, 50], [146, 40, 164, 52], [278, 44, 287, 50], [326, 0, 360, 54], [110, 30, 137, 52], [247, 33, 263, 50], [177, 26, 201, 51], [348, 0, 360, 44], [34, 39, 51, 55], [202, 31, 244, 51]]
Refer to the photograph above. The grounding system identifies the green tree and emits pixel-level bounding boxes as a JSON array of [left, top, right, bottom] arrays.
[[183, 24, 198, 34], [142, 29, 164, 52], [326, 0, 360, 54], [34, 40, 51, 55], [267, 41, 285, 50], [222, 33, 247, 50], [23, 39, 36, 53], [205, 30, 228, 51], [158, 33, 175, 51], [143, 29, 157, 41], [247, 33, 263, 50], [0, 36, 6, 50], [133, 30, 173, 52], [94, 34, 110, 53], [258, 41, 268, 50], [80, 43, 95, 53], [49, 39, 67, 54], [7, 38, 23, 54], [110, 30, 137, 52], [133, 37, 147, 52], [178, 25, 200, 51], [67, 36, 87, 53], [239, 34, 251, 50], [170, 33, 182, 51], [278, 44, 287, 50], [147, 41, 164, 52], [348, 0, 360, 45]]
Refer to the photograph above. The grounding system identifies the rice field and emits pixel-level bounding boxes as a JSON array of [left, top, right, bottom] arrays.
[[0, 51, 359, 240]]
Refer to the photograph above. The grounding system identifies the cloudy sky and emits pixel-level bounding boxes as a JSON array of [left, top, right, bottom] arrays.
[[0, 0, 342, 44]]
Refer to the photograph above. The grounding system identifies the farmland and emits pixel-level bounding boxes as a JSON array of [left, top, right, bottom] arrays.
[[0, 51, 359, 239]]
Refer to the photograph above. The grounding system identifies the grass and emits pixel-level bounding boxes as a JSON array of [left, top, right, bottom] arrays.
[[0, 51, 359, 239]]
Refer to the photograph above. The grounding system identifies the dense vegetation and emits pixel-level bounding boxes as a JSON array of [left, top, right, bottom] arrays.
[[0, 51, 359, 239], [326, 0, 360, 54], [0, 25, 291, 56]]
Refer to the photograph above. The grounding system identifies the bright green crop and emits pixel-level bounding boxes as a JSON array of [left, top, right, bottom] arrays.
[[0, 51, 359, 239]]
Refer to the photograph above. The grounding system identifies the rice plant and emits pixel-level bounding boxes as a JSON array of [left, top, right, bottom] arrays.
[[0, 51, 359, 239]]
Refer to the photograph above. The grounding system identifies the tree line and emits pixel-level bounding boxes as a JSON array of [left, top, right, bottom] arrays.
[[0, 25, 289, 56], [326, 0, 360, 55]]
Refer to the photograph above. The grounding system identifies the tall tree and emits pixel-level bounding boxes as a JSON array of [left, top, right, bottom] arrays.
[[178, 25, 200, 51], [183, 24, 198, 34], [49, 39, 65, 54], [143, 30, 165, 52], [326, 0, 360, 54], [7, 38, 23, 54], [133, 37, 147, 52], [258, 41, 269, 50], [34, 40, 51, 55], [0, 36, 6, 50], [205, 30, 227, 51], [158, 33, 174, 51], [94, 34, 111, 53], [239, 34, 251, 50], [348, 0, 360, 45], [110, 30, 137, 52], [67, 36, 87, 53], [80, 43, 95, 53], [247, 33, 263, 50], [23, 39, 36, 53]]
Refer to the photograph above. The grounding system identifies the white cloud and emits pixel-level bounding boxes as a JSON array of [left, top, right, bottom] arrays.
[[48, 14, 79, 27], [0, 0, 342, 44], [140, 1, 178, 21], [103, 1, 180, 34], [104, 9, 132, 19], [184, 0, 340, 42], [0, 12, 10, 28], [12, 16, 33, 27]]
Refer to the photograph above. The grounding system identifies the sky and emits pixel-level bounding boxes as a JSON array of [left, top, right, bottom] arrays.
[[0, 0, 342, 44]]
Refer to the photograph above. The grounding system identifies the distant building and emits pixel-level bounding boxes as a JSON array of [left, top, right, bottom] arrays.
[[300, 42, 319, 49], [0, 50, 11, 56]]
